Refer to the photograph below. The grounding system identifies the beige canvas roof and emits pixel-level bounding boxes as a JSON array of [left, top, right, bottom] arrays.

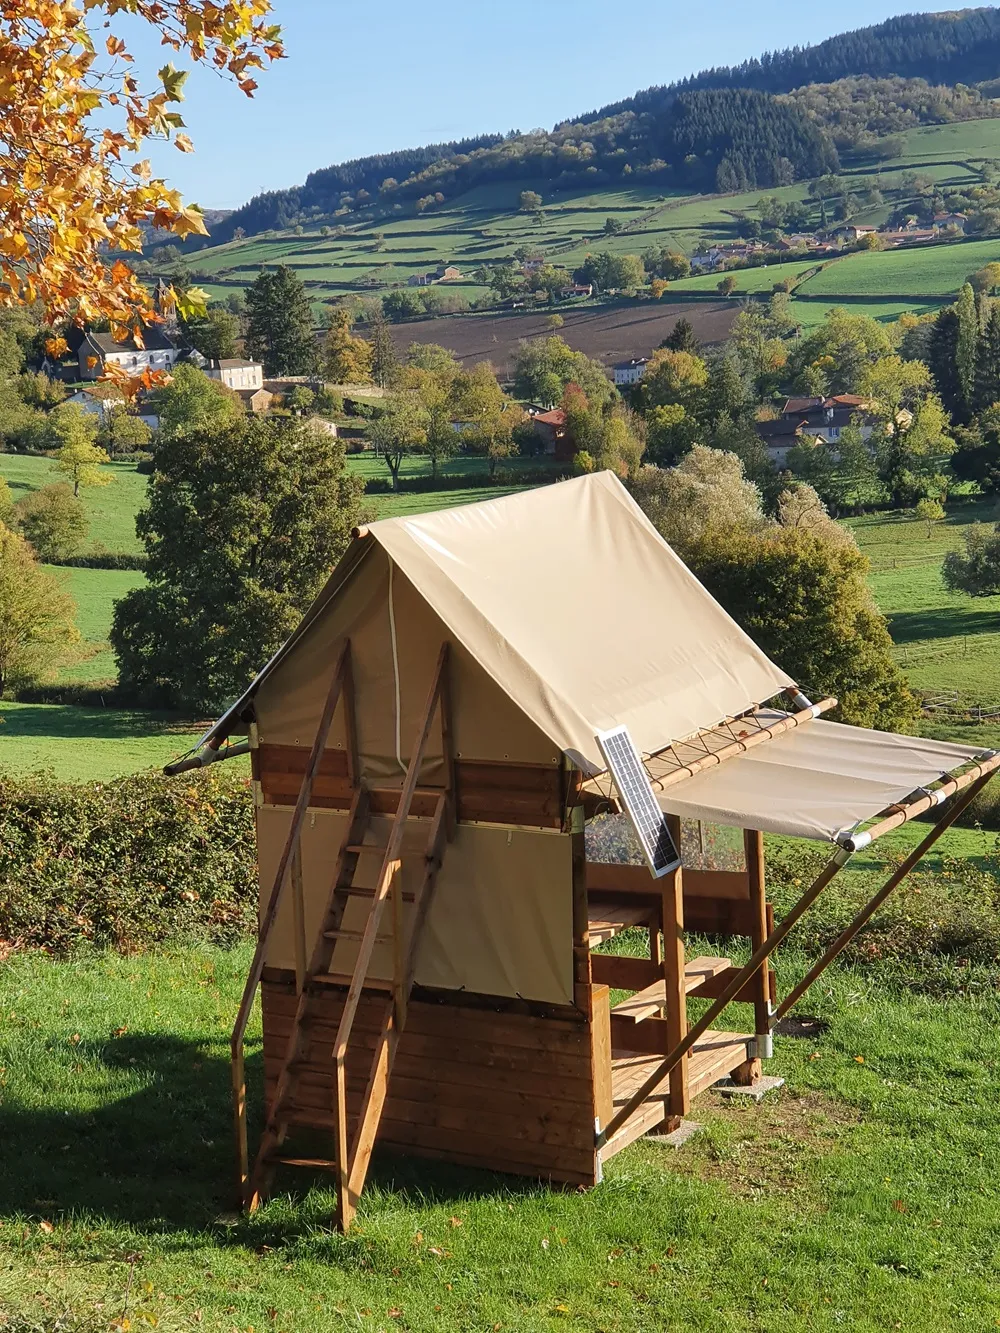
[[653, 717, 986, 843], [205, 472, 794, 774]]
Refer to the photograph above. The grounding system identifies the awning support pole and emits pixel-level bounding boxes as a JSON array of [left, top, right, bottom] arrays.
[[773, 771, 995, 1023], [597, 846, 852, 1147]]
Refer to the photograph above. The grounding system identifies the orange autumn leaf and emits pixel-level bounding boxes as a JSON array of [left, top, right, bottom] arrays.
[[0, 1, 283, 329]]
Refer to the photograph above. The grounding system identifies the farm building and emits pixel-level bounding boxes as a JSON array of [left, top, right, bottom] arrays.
[[170, 473, 999, 1232]]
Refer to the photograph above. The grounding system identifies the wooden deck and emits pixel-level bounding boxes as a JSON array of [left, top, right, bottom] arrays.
[[602, 1031, 752, 1161]]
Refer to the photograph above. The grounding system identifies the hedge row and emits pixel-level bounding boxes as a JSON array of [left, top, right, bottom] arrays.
[[0, 767, 257, 953], [56, 552, 147, 570], [364, 466, 568, 495]]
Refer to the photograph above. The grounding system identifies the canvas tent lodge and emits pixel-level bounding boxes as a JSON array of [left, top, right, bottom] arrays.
[[169, 472, 1000, 1232]]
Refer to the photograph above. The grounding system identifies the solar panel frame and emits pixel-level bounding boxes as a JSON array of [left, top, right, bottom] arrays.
[[595, 725, 682, 879]]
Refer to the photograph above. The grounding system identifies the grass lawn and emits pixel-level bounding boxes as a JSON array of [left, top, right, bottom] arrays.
[[4, 938, 1000, 1331], [0, 454, 145, 555], [45, 565, 147, 684], [797, 237, 1000, 300], [0, 701, 203, 780], [847, 498, 1000, 706]]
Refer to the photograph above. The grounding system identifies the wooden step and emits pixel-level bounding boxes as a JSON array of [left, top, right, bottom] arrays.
[[311, 972, 394, 990], [271, 1155, 339, 1170], [687, 1030, 753, 1100], [345, 844, 389, 855], [323, 928, 394, 943], [587, 904, 657, 947], [611, 957, 731, 1025], [343, 886, 416, 902]]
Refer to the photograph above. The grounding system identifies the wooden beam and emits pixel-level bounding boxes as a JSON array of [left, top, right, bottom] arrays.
[[600, 848, 850, 1146], [744, 829, 771, 1052], [840, 751, 1000, 849], [661, 814, 687, 1119], [650, 698, 837, 793], [775, 772, 996, 1020], [231, 639, 350, 1208]]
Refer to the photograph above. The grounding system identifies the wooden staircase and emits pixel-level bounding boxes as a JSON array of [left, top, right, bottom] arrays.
[[231, 640, 455, 1231]]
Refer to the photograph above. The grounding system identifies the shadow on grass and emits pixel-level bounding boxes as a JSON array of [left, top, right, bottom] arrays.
[[0, 1032, 544, 1244], [0, 703, 196, 742], [887, 605, 1000, 644]]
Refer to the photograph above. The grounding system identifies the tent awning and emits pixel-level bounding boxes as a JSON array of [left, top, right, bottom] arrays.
[[645, 718, 991, 843]]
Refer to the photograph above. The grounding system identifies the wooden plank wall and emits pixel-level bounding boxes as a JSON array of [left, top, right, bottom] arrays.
[[261, 972, 600, 1186], [255, 744, 566, 828]]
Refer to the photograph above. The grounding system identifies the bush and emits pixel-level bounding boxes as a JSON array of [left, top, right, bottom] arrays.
[[0, 767, 256, 953], [60, 550, 147, 570], [14, 482, 87, 561]]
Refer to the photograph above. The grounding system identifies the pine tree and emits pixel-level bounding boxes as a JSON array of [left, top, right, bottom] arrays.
[[974, 306, 1000, 414], [367, 311, 399, 389], [661, 318, 701, 354], [955, 282, 978, 421], [928, 307, 963, 420], [244, 266, 318, 376]]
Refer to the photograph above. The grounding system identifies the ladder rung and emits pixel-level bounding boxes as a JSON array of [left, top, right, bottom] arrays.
[[323, 928, 394, 943], [311, 972, 394, 990], [344, 886, 415, 902], [345, 844, 389, 854], [271, 1155, 339, 1170]]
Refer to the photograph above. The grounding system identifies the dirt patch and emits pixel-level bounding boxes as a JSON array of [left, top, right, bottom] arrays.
[[774, 1015, 830, 1040], [391, 301, 737, 374], [666, 1088, 860, 1202]]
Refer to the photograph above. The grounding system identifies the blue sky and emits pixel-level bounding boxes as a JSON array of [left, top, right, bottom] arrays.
[[122, 0, 954, 210]]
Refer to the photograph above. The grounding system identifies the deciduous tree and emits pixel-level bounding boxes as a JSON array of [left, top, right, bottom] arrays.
[[0, 1, 281, 331], [324, 309, 374, 384], [50, 404, 110, 497], [111, 418, 367, 714], [368, 395, 428, 490], [0, 522, 78, 697], [15, 482, 87, 561]]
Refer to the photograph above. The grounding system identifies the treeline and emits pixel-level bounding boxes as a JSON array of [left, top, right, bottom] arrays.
[[661, 89, 839, 192], [206, 133, 504, 245], [579, 8, 1000, 120], [180, 9, 1000, 247]]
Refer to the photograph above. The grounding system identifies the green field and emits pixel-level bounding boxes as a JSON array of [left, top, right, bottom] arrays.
[[182, 118, 1000, 326], [6, 929, 1000, 1332], [798, 236, 1000, 299], [0, 453, 146, 555], [847, 498, 1000, 706], [0, 700, 202, 779]]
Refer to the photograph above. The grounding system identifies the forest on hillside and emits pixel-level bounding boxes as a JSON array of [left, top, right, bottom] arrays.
[[197, 9, 1000, 248]]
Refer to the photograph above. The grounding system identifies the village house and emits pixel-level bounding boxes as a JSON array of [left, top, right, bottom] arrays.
[[63, 386, 160, 431], [206, 358, 264, 392], [78, 326, 183, 380], [560, 283, 593, 298], [833, 224, 876, 243], [436, 265, 463, 281], [407, 272, 435, 287], [933, 212, 967, 233], [236, 386, 274, 414], [754, 394, 880, 464], [531, 407, 575, 462], [613, 357, 649, 387]]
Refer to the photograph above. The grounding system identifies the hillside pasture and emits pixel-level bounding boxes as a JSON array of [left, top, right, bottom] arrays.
[[846, 498, 1000, 707], [797, 236, 1000, 299], [0, 453, 145, 555]]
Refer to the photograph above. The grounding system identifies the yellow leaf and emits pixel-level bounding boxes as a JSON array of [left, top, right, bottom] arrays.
[[38, 1219, 54, 1234], [175, 134, 194, 154], [855, 1055, 865, 1064], [172, 206, 209, 239]]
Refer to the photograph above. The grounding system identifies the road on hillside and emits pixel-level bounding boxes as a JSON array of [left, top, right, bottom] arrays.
[[390, 300, 737, 376]]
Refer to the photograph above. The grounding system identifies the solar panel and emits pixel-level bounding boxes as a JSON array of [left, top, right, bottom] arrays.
[[596, 725, 681, 879]]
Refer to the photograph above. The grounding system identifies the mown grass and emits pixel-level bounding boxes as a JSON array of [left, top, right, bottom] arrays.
[[0, 454, 145, 555], [0, 702, 202, 781], [4, 928, 1000, 1332], [846, 498, 1000, 706], [798, 236, 1000, 299]]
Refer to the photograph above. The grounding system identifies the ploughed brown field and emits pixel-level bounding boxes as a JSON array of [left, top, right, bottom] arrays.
[[391, 300, 737, 375]]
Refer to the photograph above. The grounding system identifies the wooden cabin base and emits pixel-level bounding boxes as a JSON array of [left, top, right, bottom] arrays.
[[261, 970, 603, 1187]]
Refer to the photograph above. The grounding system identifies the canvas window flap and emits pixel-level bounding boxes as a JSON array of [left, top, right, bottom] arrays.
[[655, 719, 985, 842]]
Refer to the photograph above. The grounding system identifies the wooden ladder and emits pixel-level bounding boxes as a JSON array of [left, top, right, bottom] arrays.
[[231, 640, 454, 1231]]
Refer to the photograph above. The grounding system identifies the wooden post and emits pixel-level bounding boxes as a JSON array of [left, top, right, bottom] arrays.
[[744, 828, 770, 1060], [291, 845, 307, 995], [662, 813, 687, 1122], [569, 799, 591, 1012]]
